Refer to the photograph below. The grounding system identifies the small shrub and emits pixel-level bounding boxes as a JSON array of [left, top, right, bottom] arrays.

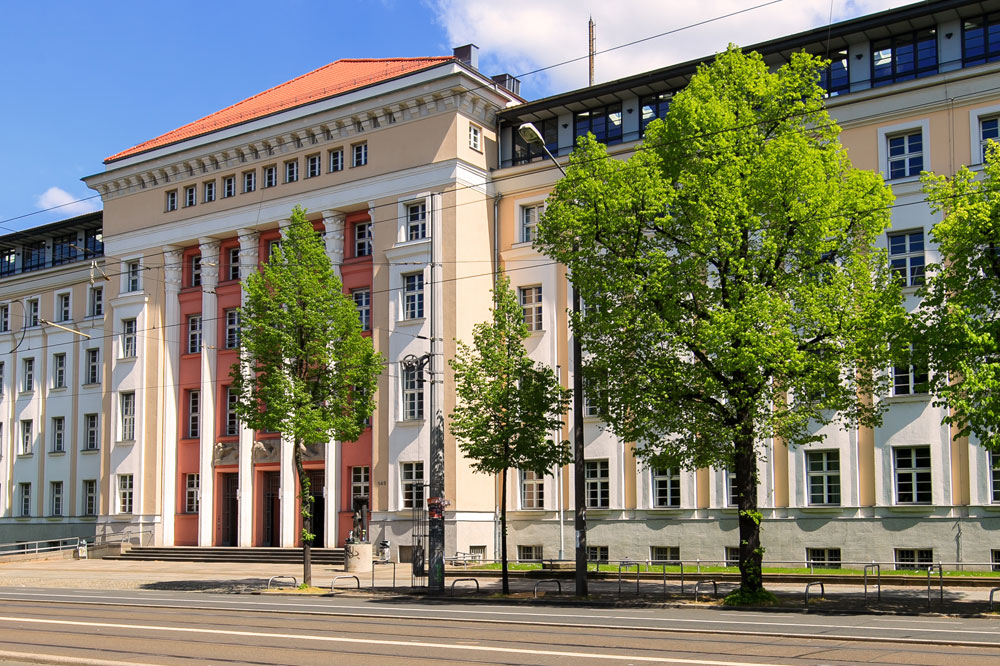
[[723, 587, 778, 606]]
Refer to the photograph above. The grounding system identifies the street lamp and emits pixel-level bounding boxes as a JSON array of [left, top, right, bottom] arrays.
[[517, 123, 587, 596]]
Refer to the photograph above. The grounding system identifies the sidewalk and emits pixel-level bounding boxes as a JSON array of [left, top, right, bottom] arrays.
[[1, 557, 998, 615]]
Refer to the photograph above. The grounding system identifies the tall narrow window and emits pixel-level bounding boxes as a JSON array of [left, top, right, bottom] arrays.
[[352, 142, 368, 167], [184, 186, 197, 207], [307, 154, 321, 178], [126, 260, 141, 292], [0, 304, 8, 332], [120, 392, 136, 441], [807, 450, 841, 505], [51, 416, 65, 453], [166, 190, 178, 212], [22, 358, 34, 392], [223, 176, 236, 198], [407, 202, 427, 241], [353, 288, 371, 331], [83, 480, 97, 516], [519, 286, 543, 332], [401, 462, 424, 508], [585, 460, 610, 508], [263, 165, 277, 188], [20, 419, 33, 455], [521, 205, 541, 243], [893, 343, 929, 396], [402, 364, 424, 420], [50, 481, 63, 516], [894, 446, 931, 504], [191, 255, 202, 287], [0, 361, 5, 396], [329, 148, 344, 172], [991, 452, 1000, 504], [225, 386, 239, 436], [228, 247, 241, 281], [188, 390, 200, 438], [89, 287, 103, 317], [53, 353, 66, 388], [203, 181, 216, 202], [243, 171, 256, 193], [26, 298, 39, 327], [121, 319, 137, 358], [84, 414, 99, 450], [727, 469, 739, 507], [889, 230, 925, 287], [469, 123, 482, 150], [403, 273, 424, 319], [187, 314, 202, 354], [118, 474, 134, 514], [652, 467, 680, 508], [186, 474, 200, 513], [86, 349, 100, 385], [225, 309, 240, 349], [520, 470, 544, 509], [57, 293, 71, 322], [19, 483, 31, 517], [354, 222, 372, 257], [285, 160, 298, 183], [887, 131, 923, 179], [352, 466, 370, 504]]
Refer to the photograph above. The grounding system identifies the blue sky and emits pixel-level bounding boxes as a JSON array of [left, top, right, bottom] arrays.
[[0, 0, 910, 232]]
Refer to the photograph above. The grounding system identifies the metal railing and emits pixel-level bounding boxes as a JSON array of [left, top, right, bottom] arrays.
[[450, 578, 479, 592], [533, 579, 562, 598], [617, 560, 640, 596], [0, 537, 81, 558], [370, 561, 396, 590], [267, 575, 297, 590], [927, 564, 944, 607], [331, 575, 360, 593], [694, 579, 718, 601], [804, 581, 825, 606], [864, 563, 881, 604]]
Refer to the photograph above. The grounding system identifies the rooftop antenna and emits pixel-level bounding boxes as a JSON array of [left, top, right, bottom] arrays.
[[588, 16, 596, 86]]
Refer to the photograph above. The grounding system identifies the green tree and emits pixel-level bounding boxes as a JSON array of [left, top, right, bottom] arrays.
[[449, 274, 571, 594], [535, 47, 904, 600], [917, 145, 1000, 452], [231, 205, 382, 586]]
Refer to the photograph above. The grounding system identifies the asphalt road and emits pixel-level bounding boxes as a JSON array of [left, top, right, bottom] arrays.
[[0, 588, 998, 665]]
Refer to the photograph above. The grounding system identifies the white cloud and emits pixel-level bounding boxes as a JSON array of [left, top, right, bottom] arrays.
[[36, 186, 99, 216], [429, 0, 917, 99]]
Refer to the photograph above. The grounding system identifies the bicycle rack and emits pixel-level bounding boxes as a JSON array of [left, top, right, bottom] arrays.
[[450, 578, 479, 592], [804, 581, 825, 606], [330, 575, 360, 593], [266, 575, 297, 590], [618, 560, 640, 596], [989, 587, 1000, 612], [927, 564, 943, 607], [533, 579, 562, 598], [694, 579, 717, 602], [370, 561, 397, 590], [864, 563, 881, 604]]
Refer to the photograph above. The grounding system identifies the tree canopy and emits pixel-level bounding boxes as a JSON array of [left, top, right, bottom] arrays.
[[535, 47, 905, 598]]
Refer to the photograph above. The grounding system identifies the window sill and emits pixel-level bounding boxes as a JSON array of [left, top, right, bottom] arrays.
[[46, 516, 65, 522], [396, 419, 425, 427], [884, 394, 932, 404], [887, 504, 933, 513], [647, 507, 684, 514], [81, 383, 101, 389], [110, 514, 133, 521], [80, 515, 97, 521], [511, 240, 535, 249], [50, 386, 67, 392], [798, 505, 843, 513], [397, 317, 425, 326], [17, 452, 33, 458], [885, 175, 922, 184], [14, 516, 32, 522], [117, 439, 136, 446], [19, 391, 35, 397], [119, 356, 137, 362], [48, 451, 66, 457], [80, 448, 100, 455]]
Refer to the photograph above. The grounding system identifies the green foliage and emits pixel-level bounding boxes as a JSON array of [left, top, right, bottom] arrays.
[[535, 47, 904, 593], [918, 145, 1000, 451], [724, 587, 778, 606], [231, 205, 383, 583]]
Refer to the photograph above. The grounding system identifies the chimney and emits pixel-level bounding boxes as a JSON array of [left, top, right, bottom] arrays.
[[491, 73, 521, 97], [453, 44, 479, 71]]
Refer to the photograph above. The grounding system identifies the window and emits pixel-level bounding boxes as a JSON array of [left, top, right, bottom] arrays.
[[22, 358, 34, 392], [83, 480, 97, 516], [353, 288, 371, 331], [84, 229, 103, 257], [0, 249, 13, 276], [52, 234, 78, 266], [888, 230, 924, 287], [191, 255, 202, 287], [583, 377, 606, 417], [650, 546, 680, 564], [188, 390, 200, 438], [203, 181, 216, 203], [894, 446, 931, 504], [352, 466, 370, 503], [727, 469, 739, 507], [991, 452, 1000, 504], [511, 117, 558, 167], [640, 93, 672, 132], [50, 481, 63, 516], [519, 286, 542, 332], [225, 387, 239, 436], [724, 546, 741, 567], [329, 148, 344, 172], [268, 239, 282, 258], [469, 123, 482, 151], [352, 142, 367, 167], [401, 461, 424, 508], [807, 450, 841, 505], [407, 202, 427, 241], [285, 160, 298, 183], [871, 29, 937, 87], [86, 349, 100, 385], [518, 545, 543, 561], [223, 176, 236, 198], [223, 309, 240, 349], [53, 353, 66, 388], [57, 293, 71, 322], [402, 363, 424, 420], [184, 186, 196, 207], [0, 304, 7, 331], [185, 473, 200, 513], [121, 319, 137, 358], [520, 204, 541, 243], [964, 14, 1000, 66], [22, 241, 45, 272], [19, 483, 30, 517], [520, 470, 544, 509], [893, 343, 929, 396], [120, 392, 136, 441], [652, 467, 680, 508], [126, 260, 141, 292], [993, 549, 1000, 573], [587, 546, 609, 562], [585, 460, 610, 508], [51, 417, 65, 453], [306, 154, 321, 178], [26, 298, 39, 327], [228, 247, 241, 281], [263, 165, 277, 188], [819, 49, 850, 96], [895, 548, 933, 570], [118, 474, 134, 514], [403, 273, 424, 319], [20, 419, 33, 455], [980, 115, 1000, 164], [89, 287, 103, 317], [166, 190, 178, 212], [0, 362, 4, 395], [887, 131, 923, 179], [187, 314, 202, 354], [243, 171, 256, 193], [84, 414, 99, 450], [574, 103, 623, 145], [354, 222, 372, 257], [806, 547, 842, 569]]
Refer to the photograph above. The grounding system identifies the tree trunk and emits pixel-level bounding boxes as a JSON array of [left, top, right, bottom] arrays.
[[500, 467, 509, 595], [295, 442, 312, 587], [734, 429, 763, 593]]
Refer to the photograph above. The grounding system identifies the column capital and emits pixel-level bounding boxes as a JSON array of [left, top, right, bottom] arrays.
[[198, 239, 221, 288], [321, 210, 346, 271], [163, 245, 184, 293]]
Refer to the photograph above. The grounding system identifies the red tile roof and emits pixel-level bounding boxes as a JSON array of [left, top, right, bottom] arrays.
[[105, 57, 453, 163]]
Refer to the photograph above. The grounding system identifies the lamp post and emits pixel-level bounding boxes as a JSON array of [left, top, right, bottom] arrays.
[[517, 123, 587, 597]]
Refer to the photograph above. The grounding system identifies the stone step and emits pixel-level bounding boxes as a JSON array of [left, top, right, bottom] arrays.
[[107, 547, 345, 564]]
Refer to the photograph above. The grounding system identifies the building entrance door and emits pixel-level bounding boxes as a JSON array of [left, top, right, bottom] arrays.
[[221, 474, 238, 546], [262, 471, 281, 546]]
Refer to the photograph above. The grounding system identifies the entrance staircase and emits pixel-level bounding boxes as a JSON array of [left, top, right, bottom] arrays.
[[105, 546, 344, 565]]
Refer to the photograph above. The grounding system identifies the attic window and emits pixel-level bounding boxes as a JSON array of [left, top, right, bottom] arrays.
[[355, 119, 364, 133]]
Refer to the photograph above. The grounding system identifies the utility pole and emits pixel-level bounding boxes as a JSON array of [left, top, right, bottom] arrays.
[[588, 17, 596, 86]]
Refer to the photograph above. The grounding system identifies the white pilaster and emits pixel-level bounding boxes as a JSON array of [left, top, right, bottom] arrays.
[[280, 435, 296, 546], [321, 210, 346, 278], [236, 230, 258, 547], [321, 210, 346, 547], [197, 239, 220, 546], [161, 248, 184, 546]]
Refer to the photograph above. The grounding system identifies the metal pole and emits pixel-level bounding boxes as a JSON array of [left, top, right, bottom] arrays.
[[429, 192, 445, 592], [572, 280, 587, 596]]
